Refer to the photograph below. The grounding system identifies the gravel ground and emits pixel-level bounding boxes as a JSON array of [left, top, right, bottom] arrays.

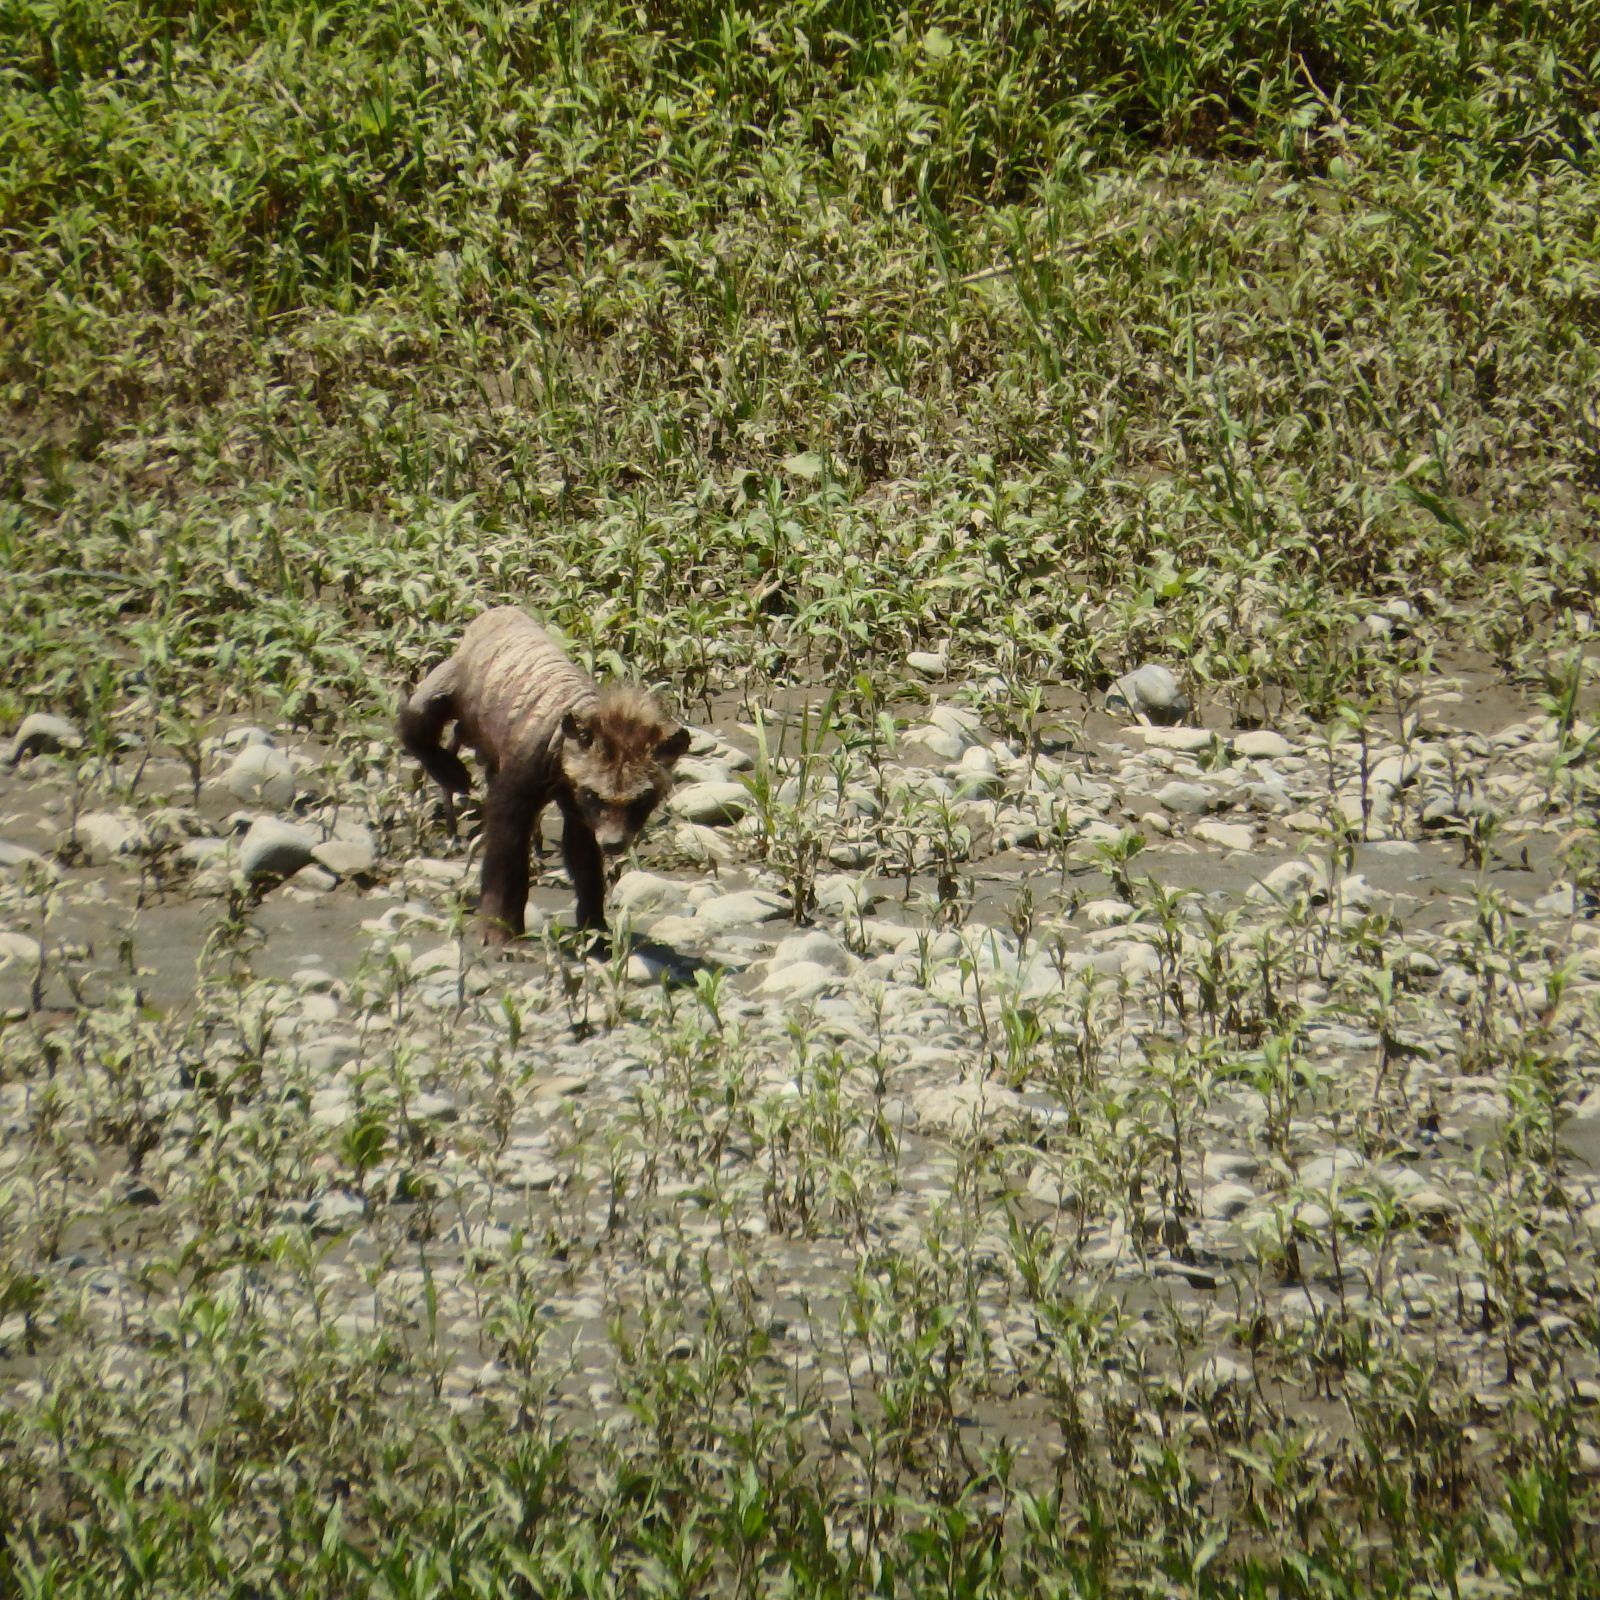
[[3, 658, 1599, 1479]]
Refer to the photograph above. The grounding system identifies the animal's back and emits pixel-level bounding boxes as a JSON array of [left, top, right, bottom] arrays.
[[454, 608, 597, 767]]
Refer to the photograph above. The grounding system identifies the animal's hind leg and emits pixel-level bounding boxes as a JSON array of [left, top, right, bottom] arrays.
[[398, 659, 473, 808]]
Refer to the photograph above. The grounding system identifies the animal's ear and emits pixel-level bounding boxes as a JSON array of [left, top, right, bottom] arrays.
[[656, 725, 692, 764], [561, 711, 594, 749]]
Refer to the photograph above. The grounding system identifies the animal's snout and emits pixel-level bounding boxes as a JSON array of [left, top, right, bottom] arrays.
[[594, 813, 634, 854]]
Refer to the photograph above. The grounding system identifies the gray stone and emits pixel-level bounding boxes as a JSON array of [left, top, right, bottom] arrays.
[[1233, 730, 1293, 760], [914, 1080, 1029, 1139], [309, 1088, 356, 1127], [409, 944, 467, 978], [409, 1093, 458, 1123], [1420, 791, 1494, 827], [311, 833, 377, 878], [1154, 780, 1216, 816], [770, 930, 852, 973], [1192, 820, 1254, 851], [1204, 1181, 1256, 1221], [307, 1190, 366, 1234], [1107, 664, 1190, 724], [218, 743, 296, 808], [1248, 859, 1327, 904], [1081, 898, 1136, 929], [627, 950, 675, 985], [177, 836, 231, 869], [1369, 752, 1421, 789], [669, 781, 751, 825], [0, 931, 42, 969], [7, 713, 82, 764], [1298, 1150, 1362, 1190], [907, 725, 969, 761], [758, 960, 842, 1002], [1201, 1151, 1261, 1183], [1142, 727, 1213, 753], [673, 756, 734, 786], [74, 811, 148, 864], [239, 818, 318, 880], [928, 705, 984, 741], [694, 889, 789, 931], [0, 841, 49, 874], [612, 870, 684, 919], [300, 1036, 362, 1073]]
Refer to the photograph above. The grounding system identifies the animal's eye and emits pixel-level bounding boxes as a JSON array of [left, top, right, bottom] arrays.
[[578, 786, 602, 809]]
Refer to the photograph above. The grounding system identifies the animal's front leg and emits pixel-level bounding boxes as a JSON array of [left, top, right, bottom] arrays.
[[558, 800, 608, 932], [479, 777, 541, 943]]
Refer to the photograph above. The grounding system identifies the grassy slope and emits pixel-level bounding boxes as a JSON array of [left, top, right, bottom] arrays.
[[2, 1, 1597, 743], [3, 2, 1600, 1594]]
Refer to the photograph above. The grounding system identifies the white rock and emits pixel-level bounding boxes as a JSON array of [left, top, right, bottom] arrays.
[[177, 836, 231, 869], [73, 811, 148, 864], [694, 889, 789, 931], [1192, 1355, 1252, 1391], [1247, 858, 1327, 904], [1082, 898, 1136, 928], [759, 960, 842, 1001], [1192, 820, 1254, 851], [673, 756, 733, 786], [1534, 884, 1577, 918], [813, 875, 878, 917], [1142, 727, 1213, 753], [642, 914, 701, 947], [409, 1092, 458, 1123], [914, 1079, 1029, 1139], [627, 950, 674, 984], [669, 781, 751, 825], [307, 1190, 366, 1234], [239, 818, 319, 880], [1204, 1181, 1257, 1221], [1154, 781, 1216, 815], [218, 743, 296, 808], [0, 840, 50, 873], [311, 834, 377, 878], [929, 704, 983, 739], [1107, 664, 1189, 723], [409, 944, 466, 978], [907, 650, 949, 679], [8, 713, 82, 763], [1334, 873, 1376, 910], [0, 931, 42, 969], [770, 930, 852, 973], [1201, 1151, 1261, 1183], [1298, 1150, 1363, 1190], [1369, 752, 1421, 789], [611, 871, 684, 918], [1233, 730, 1293, 760], [907, 725, 969, 761], [670, 822, 740, 865]]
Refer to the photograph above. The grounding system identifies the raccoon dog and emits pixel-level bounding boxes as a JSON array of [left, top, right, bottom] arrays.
[[398, 608, 690, 942]]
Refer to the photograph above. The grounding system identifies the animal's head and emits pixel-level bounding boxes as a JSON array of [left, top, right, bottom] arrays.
[[560, 688, 692, 854]]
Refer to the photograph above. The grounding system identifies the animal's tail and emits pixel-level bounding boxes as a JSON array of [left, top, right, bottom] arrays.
[[398, 662, 473, 796]]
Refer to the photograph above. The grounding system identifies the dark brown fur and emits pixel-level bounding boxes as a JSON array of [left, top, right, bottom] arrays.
[[398, 609, 690, 943]]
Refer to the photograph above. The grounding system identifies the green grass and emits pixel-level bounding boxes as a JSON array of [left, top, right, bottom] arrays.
[[3, 1, 1600, 1594], [3, 0, 1597, 740]]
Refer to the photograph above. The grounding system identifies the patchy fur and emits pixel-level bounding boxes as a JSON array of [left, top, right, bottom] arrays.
[[398, 608, 689, 942]]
